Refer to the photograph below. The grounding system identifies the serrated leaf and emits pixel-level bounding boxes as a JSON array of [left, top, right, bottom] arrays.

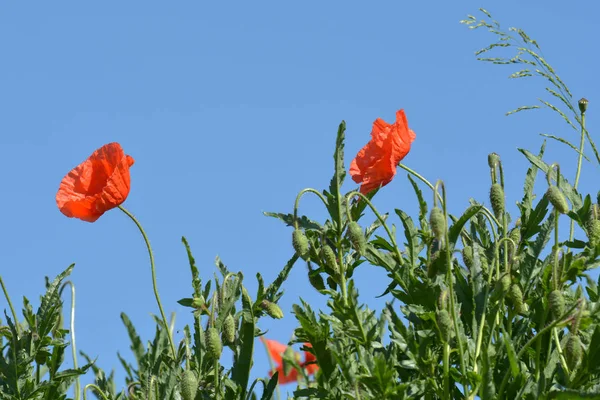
[[449, 205, 482, 248], [263, 211, 322, 231]]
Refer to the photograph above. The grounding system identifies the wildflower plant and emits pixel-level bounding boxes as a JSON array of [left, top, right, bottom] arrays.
[[1, 7, 599, 400]]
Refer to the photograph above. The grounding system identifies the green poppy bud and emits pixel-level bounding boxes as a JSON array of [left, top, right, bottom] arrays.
[[260, 300, 284, 319], [546, 186, 569, 214], [320, 245, 339, 276], [548, 290, 565, 320], [579, 98, 588, 114], [180, 370, 198, 400], [206, 327, 222, 360], [488, 152, 500, 168], [462, 246, 473, 270], [508, 284, 526, 314], [587, 220, 600, 248], [222, 314, 236, 344], [429, 207, 446, 240], [438, 289, 449, 311], [436, 309, 453, 342], [347, 221, 367, 256], [490, 183, 505, 219], [565, 334, 583, 370], [292, 229, 310, 260]]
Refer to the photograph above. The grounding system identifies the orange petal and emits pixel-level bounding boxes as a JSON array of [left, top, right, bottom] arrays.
[[56, 143, 134, 222]]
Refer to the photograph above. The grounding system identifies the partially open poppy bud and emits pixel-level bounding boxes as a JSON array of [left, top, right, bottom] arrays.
[[222, 314, 236, 344], [292, 229, 310, 260], [508, 284, 526, 314], [488, 153, 500, 168], [260, 300, 284, 319], [180, 370, 198, 400], [565, 334, 583, 370], [206, 327, 222, 360], [429, 207, 446, 240], [436, 309, 453, 342], [579, 98, 588, 114], [548, 290, 565, 320], [490, 183, 505, 218], [347, 221, 367, 256], [462, 246, 473, 269], [546, 186, 569, 214], [320, 245, 339, 276], [587, 220, 600, 248]]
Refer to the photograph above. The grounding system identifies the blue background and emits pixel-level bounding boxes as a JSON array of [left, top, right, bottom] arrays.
[[0, 1, 598, 397]]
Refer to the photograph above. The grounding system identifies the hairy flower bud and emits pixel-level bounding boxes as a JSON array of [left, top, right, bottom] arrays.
[[222, 314, 236, 344], [548, 290, 565, 320], [488, 152, 500, 168], [587, 220, 600, 248], [260, 300, 284, 319], [347, 221, 367, 256], [462, 246, 473, 269], [206, 327, 222, 360], [579, 98, 588, 114], [546, 186, 569, 214], [508, 284, 527, 314], [320, 245, 339, 275], [490, 183, 505, 219], [436, 309, 453, 342], [565, 334, 583, 370], [292, 229, 310, 260], [429, 207, 446, 240], [438, 290, 449, 311], [180, 370, 198, 400]]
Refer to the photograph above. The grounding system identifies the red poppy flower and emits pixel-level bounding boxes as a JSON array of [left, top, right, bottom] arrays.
[[350, 109, 416, 194], [261, 338, 319, 384], [56, 143, 135, 222]]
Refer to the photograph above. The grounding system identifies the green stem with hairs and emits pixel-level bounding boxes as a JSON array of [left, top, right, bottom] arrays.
[[0, 276, 19, 337], [118, 206, 176, 359], [83, 384, 110, 400], [570, 109, 586, 241], [60, 281, 80, 400], [398, 164, 444, 206]]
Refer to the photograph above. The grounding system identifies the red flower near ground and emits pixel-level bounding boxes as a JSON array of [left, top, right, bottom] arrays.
[[350, 109, 416, 194], [56, 143, 135, 222], [261, 338, 319, 384]]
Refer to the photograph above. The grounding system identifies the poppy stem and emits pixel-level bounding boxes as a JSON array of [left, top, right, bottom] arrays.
[[398, 164, 444, 207], [0, 275, 19, 337], [59, 281, 80, 400], [118, 206, 177, 359]]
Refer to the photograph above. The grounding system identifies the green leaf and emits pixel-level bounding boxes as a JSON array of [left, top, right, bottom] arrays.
[[502, 326, 519, 378], [540, 133, 590, 162], [548, 390, 600, 400], [228, 287, 255, 400], [395, 209, 419, 269], [182, 236, 201, 297], [260, 373, 279, 400], [265, 254, 299, 300], [407, 175, 428, 229], [120, 313, 145, 369], [263, 212, 322, 231], [449, 205, 483, 247], [328, 121, 347, 203]]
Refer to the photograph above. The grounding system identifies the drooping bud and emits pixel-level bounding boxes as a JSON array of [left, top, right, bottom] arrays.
[[320, 245, 339, 276], [587, 220, 600, 248], [462, 246, 473, 269], [490, 183, 505, 219], [488, 152, 500, 168], [260, 300, 284, 319], [508, 284, 526, 314], [548, 290, 565, 320], [565, 334, 583, 370], [546, 186, 569, 214], [292, 229, 310, 260], [179, 370, 198, 400], [222, 314, 236, 344], [206, 327, 222, 359], [347, 221, 367, 256], [429, 207, 446, 240], [438, 290, 449, 311], [436, 309, 453, 342], [579, 98, 588, 114]]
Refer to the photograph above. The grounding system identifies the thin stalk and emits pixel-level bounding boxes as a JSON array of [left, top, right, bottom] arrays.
[[570, 109, 586, 241], [0, 276, 19, 337], [60, 281, 80, 400], [292, 188, 329, 229], [443, 343, 450, 400], [83, 384, 110, 400], [398, 164, 444, 206], [552, 328, 570, 376], [118, 206, 176, 359]]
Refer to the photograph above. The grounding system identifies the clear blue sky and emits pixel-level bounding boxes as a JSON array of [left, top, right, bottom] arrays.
[[0, 1, 598, 397]]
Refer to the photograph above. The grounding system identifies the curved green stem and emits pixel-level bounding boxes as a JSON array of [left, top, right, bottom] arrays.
[[0, 276, 19, 337], [442, 343, 450, 400], [83, 384, 110, 400], [398, 164, 444, 206], [569, 111, 586, 241], [293, 188, 329, 229], [118, 206, 176, 359], [59, 281, 80, 400]]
